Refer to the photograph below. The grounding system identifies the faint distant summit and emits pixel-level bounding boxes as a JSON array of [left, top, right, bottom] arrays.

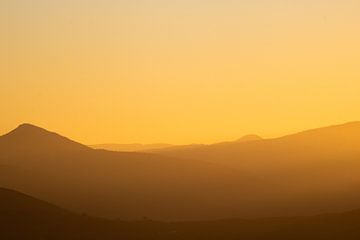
[[236, 134, 262, 143]]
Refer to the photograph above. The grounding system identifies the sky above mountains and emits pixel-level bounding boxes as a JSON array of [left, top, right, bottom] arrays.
[[1, 1, 360, 144]]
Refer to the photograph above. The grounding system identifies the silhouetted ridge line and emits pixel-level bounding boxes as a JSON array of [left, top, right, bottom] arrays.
[[273, 121, 360, 142], [0, 123, 90, 151]]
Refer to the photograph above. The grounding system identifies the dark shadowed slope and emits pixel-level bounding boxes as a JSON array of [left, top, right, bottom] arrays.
[[0, 187, 69, 216], [3, 187, 360, 240], [0, 187, 161, 240], [167, 210, 360, 240]]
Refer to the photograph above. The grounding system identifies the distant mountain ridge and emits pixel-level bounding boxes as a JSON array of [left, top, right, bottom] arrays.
[[89, 135, 262, 152], [90, 143, 174, 152], [146, 134, 262, 153], [152, 121, 360, 163]]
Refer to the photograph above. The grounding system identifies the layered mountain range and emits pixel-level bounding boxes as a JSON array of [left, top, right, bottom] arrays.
[[1, 122, 360, 220]]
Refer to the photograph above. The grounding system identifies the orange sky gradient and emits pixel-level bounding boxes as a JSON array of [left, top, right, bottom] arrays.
[[1, 0, 360, 144]]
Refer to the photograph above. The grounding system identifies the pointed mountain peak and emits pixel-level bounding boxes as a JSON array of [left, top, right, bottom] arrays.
[[18, 123, 40, 128], [6, 123, 59, 138], [1, 123, 89, 152], [13, 123, 49, 133]]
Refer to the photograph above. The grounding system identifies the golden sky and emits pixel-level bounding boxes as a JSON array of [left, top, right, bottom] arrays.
[[1, 0, 360, 144]]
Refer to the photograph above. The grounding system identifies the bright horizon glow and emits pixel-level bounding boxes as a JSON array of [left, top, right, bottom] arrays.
[[1, 0, 360, 144]]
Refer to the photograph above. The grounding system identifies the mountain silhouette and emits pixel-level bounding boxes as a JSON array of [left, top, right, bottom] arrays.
[[2, 122, 360, 220], [0, 123, 243, 220]]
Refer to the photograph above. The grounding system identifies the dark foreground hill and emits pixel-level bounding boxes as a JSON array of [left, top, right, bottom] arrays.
[[2, 187, 360, 240], [0, 187, 160, 240]]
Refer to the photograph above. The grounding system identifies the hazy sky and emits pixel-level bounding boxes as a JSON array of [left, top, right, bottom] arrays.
[[1, 0, 360, 144]]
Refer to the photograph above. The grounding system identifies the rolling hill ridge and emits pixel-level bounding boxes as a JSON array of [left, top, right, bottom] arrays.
[[2, 187, 360, 240]]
